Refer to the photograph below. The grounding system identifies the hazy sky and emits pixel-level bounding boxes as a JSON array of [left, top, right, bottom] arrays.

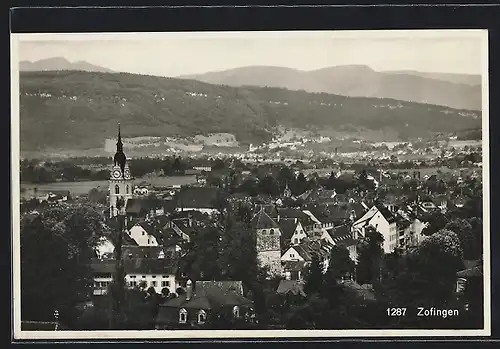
[[15, 31, 486, 76]]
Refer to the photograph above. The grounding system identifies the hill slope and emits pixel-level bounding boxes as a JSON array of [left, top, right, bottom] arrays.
[[18, 71, 481, 152], [19, 57, 114, 73], [180, 65, 482, 110]]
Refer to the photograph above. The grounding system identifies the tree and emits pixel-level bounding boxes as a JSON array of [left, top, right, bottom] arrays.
[[88, 188, 107, 204], [304, 253, 324, 296], [20, 205, 105, 327], [326, 245, 355, 281], [444, 218, 480, 260], [356, 226, 384, 285], [421, 211, 449, 236]]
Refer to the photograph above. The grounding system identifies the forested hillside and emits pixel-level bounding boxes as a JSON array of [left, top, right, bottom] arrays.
[[19, 71, 481, 151]]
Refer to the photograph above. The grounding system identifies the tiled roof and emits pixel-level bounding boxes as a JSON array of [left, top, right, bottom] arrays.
[[276, 280, 306, 297], [282, 260, 308, 272], [251, 209, 279, 230], [90, 257, 178, 275], [375, 203, 397, 224], [159, 281, 252, 311], [195, 281, 244, 297], [122, 245, 164, 259]]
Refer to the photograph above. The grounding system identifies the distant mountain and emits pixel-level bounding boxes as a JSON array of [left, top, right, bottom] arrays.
[[383, 70, 481, 86], [19, 57, 115, 73], [19, 70, 481, 152], [179, 65, 482, 110]]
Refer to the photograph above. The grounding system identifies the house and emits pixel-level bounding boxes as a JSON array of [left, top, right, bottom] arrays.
[[90, 257, 179, 296], [95, 236, 115, 260], [128, 221, 159, 247], [329, 224, 358, 262], [288, 220, 308, 246], [352, 203, 398, 253], [174, 187, 223, 214], [156, 280, 255, 329], [455, 260, 483, 315], [281, 241, 330, 275]]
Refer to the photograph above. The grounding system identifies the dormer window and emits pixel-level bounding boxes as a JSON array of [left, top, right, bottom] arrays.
[[179, 308, 188, 324], [198, 309, 207, 324]]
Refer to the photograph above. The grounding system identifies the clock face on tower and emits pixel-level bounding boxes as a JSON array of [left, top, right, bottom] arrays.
[[112, 169, 122, 179], [124, 168, 131, 179]]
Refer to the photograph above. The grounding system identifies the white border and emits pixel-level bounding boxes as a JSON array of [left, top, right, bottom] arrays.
[[11, 30, 491, 340]]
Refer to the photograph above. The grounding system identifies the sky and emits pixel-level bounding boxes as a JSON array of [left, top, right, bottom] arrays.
[[15, 31, 486, 77]]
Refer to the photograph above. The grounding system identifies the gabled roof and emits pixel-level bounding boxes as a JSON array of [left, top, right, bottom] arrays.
[[374, 203, 397, 224], [276, 280, 306, 297], [251, 209, 279, 230], [277, 208, 310, 221], [278, 218, 299, 241], [135, 220, 156, 236]]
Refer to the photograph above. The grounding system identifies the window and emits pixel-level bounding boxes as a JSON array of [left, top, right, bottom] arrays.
[[129, 281, 137, 287], [294, 238, 298, 244], [290, 253, 295, 258], [179, 309, 187, 324], [152, 281, 157, 287], [198, 310, 207, 324], [130, 275, 136, 279], [142, 275, 146, 278], [126, 185, 129, 194], [270, 229, 274, 235], [162, 275, 169, 278], [162, 281, 170, 287], [152, 275, 156, 279], [233, 306, 240, 318], [115, 185, 120, 194]]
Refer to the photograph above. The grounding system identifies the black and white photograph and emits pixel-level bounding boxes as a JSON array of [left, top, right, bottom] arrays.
[[11, 30, 489, 339]]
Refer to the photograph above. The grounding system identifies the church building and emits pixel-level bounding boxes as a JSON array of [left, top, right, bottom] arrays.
[[109, 124, 133, 218]]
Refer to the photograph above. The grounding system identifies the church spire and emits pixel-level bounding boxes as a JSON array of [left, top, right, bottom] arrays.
[[116, 122, 123, 153], [113, 122, 127, 172]]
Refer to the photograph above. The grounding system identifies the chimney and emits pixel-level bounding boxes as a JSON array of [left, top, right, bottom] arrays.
[[186, 279, 193, 301]]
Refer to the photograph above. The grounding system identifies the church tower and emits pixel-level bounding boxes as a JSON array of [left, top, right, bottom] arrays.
[[109, 123, 133, 218], [251, 208, 282, 277]]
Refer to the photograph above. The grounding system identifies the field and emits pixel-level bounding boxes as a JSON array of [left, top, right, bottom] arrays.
[[20, 175, 198, 198]]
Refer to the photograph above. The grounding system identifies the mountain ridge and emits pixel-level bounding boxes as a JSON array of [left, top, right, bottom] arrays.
[[19, 57, 115, 73], [179, 65, 482, 110]]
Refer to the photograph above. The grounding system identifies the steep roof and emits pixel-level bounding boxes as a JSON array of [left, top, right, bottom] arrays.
[[251, 209, 279, 230], [374, 203, 397, 224], [276, 280, 306, 297], [278, 218, 299, 241]]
